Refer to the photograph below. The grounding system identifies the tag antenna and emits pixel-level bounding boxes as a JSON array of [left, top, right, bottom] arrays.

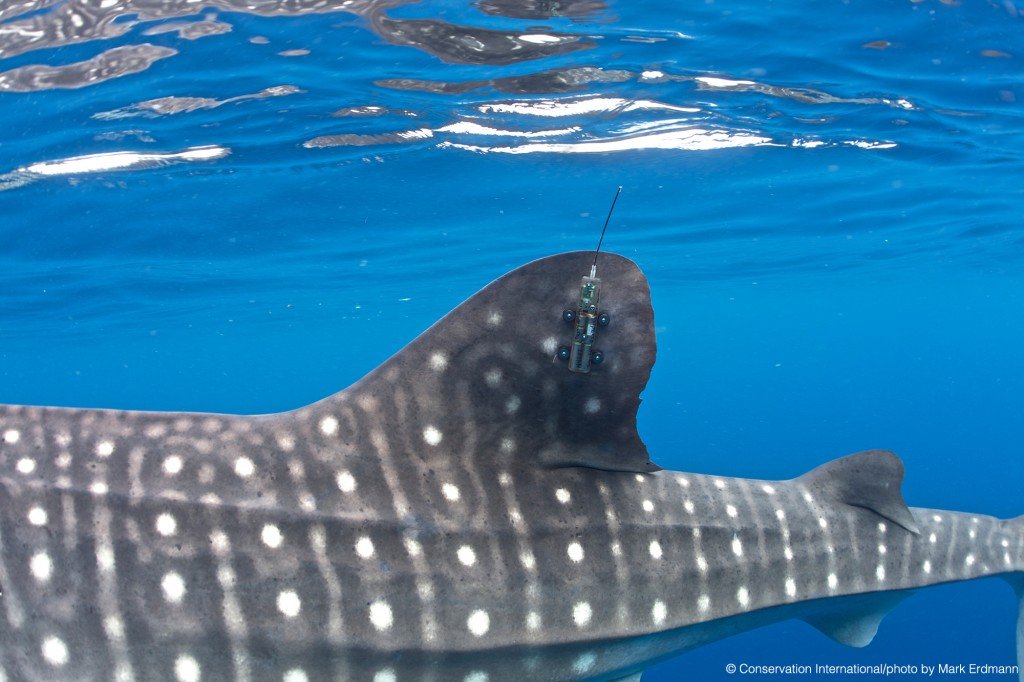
[[592, 185, 622, 277]]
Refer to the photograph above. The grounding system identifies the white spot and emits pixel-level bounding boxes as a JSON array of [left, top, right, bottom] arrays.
[[234, 457, 255, 478], [143, 423, 167, 439], [737, 586, 750, 607], [336, 470, 356, 493], [684, 500, 695, 514], [635, 474, 645, 483], [174, 654, 200, 682], [731, 534, 743, 557], [676, 475, 690, 487], [442, 483, 461, 501], [818, 517, 828, 529], [572, 601, 592, 627], [652, 600, 667, 625], [762, 484, 776, 495], [541, 336, 558, 354], [573, 652, 597, 674], [373, 670, 397, 682], [878, 544, 887, 555], [487, 312, 502, 326], [555, 488, 571, 504], [197, 464, 216, 485], [697, 594, 710, 613], [696, 555, 708, 573], [277, 590, 301, 617], [725, 504, 737, 518], [520, 551, 536, 570], [30, 552, 52, 582], [878, 522, 887, 533], [319, 416, 339, 435], [403, 537, 422, 557], [209, 531, 229, 555], [16, 458, 35, 474], [969, 529, 977, 539], [423, 426, 442, 446], [567, 541, 584, 563], [96, 546, 115, 572], [1002, 539, 1011, 548], [611, 542, 623, 557], [584, 397, 601, 414], [775, 509, 786, 520], [827, 573, 838, 590], [1005, 553, 1012, 566], [876, 564, 886, 581], [284, 670, 309, 682], [713, 479, 726, 489], [965, 554, 976, 567], [932, 514, 942, 523], [262, 524, 284, 549], [642, 499, 655, 513], [484, 368, 502, 386], [41, 636, 68, 666], [500, 438, 515, 453], [464, 673, 488, 682], [467, 609, 490, 636], [96, 441, 115, 458], [355, 536, 375, 558], [505, 396, 521, 414], [649, 540, 663, 559], [55, 453, 72, 469], [162, 572, 186, 603], [369, 600, 393, 630], [498, 471, 512, 486], [785, 577, 796, 598], [802, 491, 814, 503], [784, 547, 794, 561], [104, 616, 125, 641], [429, 353, 448, 371], [28, 506, 47, 526], [163, 455, 183, 476], [929, 532, 937, 544], [457, 545, 477, 566], [3, 429, 20, 444], [641, 69, 665, 79], [156, 513, 177, 536], [526, 611, 541, 630]]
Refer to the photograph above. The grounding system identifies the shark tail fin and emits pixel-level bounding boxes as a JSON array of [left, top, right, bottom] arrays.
[[1007, 573, 1023, 682], [1006, 516, 1023, 682], [798, 449, 919, 534]]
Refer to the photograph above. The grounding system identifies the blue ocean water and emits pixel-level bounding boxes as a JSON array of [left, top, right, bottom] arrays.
[[1, 0, 1022, 679]]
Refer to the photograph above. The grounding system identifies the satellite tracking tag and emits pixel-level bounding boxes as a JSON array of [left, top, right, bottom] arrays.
[[558, 186, 620, 373]]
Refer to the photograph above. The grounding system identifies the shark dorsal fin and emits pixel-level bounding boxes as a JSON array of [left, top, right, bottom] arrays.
[[799, 450, 920, 534], [312, 251, 659, 473], [802, 592, 911, 647]]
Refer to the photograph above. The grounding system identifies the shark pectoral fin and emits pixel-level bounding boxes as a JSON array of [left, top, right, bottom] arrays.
[[799, 449, 920, 534], [801, 592, 911, 648]]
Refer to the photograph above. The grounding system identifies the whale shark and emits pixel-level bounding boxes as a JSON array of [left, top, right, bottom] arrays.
[[0, 251, 1021, 681]]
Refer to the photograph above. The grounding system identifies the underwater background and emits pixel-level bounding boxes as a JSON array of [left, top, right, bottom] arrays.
[[1, 0, 1022, 678]]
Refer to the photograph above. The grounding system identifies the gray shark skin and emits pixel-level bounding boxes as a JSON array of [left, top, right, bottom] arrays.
[[0, 252, 1021, 682]]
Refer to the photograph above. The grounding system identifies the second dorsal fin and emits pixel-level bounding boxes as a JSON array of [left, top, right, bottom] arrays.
[[799, 450, 920, 534]]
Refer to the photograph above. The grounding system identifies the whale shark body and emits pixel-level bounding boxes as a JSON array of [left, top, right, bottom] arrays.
[[0, 252, 1021, 681]]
